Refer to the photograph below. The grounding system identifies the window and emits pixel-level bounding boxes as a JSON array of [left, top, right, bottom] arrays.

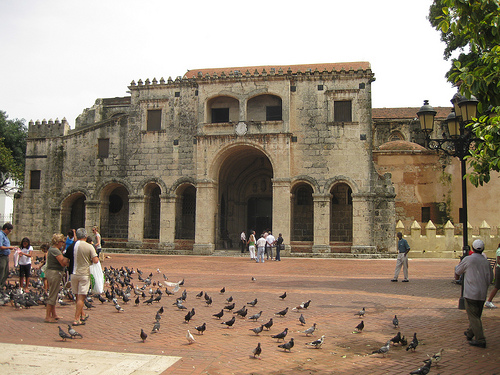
[[421, 207, 431, 223], [98, 138, 109, 158], [211, 108, 229, 123], [266, 106, 282, 121], [30, 170, 41, 190], [147, 109, 162, 131], [334, 101, 352, 122]]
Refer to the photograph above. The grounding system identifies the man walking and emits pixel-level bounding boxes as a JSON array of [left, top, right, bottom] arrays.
[[391, 232, 410, 282], [455, 239, 493, 348], [70, 228, 99, 326], [0, 223, 16, 288]]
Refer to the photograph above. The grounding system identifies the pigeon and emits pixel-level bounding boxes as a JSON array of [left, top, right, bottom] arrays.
[[174, 300, 187, 310], [221, 316, 235, 328], [303, 300, 311, 309], [299, 314, 306, 325], [390, 331, 402, 345], [372, 340, 391, 357], [213, 309, 224, 319], [204, 292, 210, 301], [401, 335, 408, 346], [303, 323, 317, 336], [252, 342, 261, 358], [293, 300, 312, 311], [67, 325, 83, 339], [224, 302, 235, 311], [143, 296, 154, 305], [271, 327, 288, 342], [279, 292, 287, 300], [225, 296, 233, 303], [275, 307, 289, 317], [278, 338, 294, 352], [354, 307, 365, 318], [263, 318, 274, 330], [151, 321, 160, 333], [196, 291, 203, 298], [140, 329, 148, 342], [98, 295, 107, 304], [184, 309, 195, 323], [248, 311, 262, 321], [186, 330, 195, 344], [426, 348, 444, 366], [58, 326, 72, 341], [306, 335, 325, 349], [220, 287, 225, 294], [251, 277, 256, 282], [123, 295, 131, 304], [181, 289, 187, 301], [194, 322, 206, 335], [247, 298, 258, 307], [249, 325, 264, 335], [153, 295, 162, 303], [409, 361, 431, 375], [205, 296, 213, 306], [354, 320, 364, 333], [115, 303, 124, 312], [134, 296, 140, 306], [406, 333, 418, 351], [234, 305, 247, 316], [157, 306, 164, 315], [84, 299, 94, 309], [392, 315, 399, 328]]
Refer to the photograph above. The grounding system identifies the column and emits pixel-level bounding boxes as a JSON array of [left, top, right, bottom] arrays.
[[193, 180, 217, 255], [84, 200, 101, 233], [272, 178, 291, 255], [312, 193, 331, 253], [127, 195, 144, 248], [159, 194, 176, 250], [351, 193, 377, 254]]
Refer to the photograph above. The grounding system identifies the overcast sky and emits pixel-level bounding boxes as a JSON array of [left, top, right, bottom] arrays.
[[0, 0, 457, 128]]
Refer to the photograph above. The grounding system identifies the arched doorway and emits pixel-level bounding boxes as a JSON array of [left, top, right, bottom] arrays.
[[217, 146, 273, 248], [101, 184, 129, 239], [175, 184, 196, 239], [60, 193, 86, 233], [330, 183, 353, 242], [144, 183, 161, 239], [291, 183, 314, 241]]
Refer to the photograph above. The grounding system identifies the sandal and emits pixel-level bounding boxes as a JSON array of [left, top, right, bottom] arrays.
[[80, 314, 89, 321], [72, 321, 86, 326]]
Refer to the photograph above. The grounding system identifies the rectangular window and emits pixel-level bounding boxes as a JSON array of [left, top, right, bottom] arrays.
[[266, 106, 282, 121], [30, 170, 41, 190], [334, 101, 352, 122], [211, 108, 229, 123], [98, 138, 110, 158], [147, 109, 162, 131], [421, 207, 431, 223]]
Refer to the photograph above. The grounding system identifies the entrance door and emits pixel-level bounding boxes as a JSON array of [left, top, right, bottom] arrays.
[[247, 197, 272, 236]]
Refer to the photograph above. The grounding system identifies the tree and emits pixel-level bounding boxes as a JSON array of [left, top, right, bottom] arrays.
[[0, 111, 27, 193], [429, 0, 500, 186]]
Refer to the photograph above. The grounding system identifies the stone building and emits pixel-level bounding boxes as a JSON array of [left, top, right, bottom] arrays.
[[13, 62, 397, 254]]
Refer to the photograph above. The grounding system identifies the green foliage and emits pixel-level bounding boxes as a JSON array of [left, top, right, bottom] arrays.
[[0, 111, 27, 191], [429, 0, 500, 186]]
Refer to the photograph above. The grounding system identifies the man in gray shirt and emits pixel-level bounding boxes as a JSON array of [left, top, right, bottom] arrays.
[[455, 239, 493, 348]]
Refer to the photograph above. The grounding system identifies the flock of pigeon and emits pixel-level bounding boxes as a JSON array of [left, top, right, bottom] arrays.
[[1, 264, 445, 373]]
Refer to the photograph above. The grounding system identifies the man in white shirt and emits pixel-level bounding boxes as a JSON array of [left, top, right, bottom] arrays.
[[240, 231, 246, 253], [265, 231, 276, 260], [256, 234, 267, 263]]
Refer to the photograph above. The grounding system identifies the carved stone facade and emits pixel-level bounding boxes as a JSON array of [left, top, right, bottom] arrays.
[[13, 62, 397, 254]]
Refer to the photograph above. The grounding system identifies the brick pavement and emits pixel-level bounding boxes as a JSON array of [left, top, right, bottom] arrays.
[[0, 254, 499, 375]]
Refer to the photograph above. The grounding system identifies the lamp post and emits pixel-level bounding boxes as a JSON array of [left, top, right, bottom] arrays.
[[416, 94, 479, 310]]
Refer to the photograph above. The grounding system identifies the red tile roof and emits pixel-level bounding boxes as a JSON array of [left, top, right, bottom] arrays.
[[185, 62, 371, 78], [372, 107, 451, 120]]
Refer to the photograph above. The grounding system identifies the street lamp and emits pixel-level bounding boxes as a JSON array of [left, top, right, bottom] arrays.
[[416, 95, 479, 310]]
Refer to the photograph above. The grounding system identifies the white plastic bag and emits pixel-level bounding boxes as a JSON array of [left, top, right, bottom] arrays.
[[89, 261, 105, 294]]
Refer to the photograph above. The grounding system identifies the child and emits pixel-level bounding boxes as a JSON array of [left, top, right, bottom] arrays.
[[39, 243, 49, 292], [18, 237, 33, 291]]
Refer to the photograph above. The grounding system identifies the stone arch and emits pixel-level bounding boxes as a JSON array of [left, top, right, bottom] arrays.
[[290, 181, 315, 241], [98, 182, 130, 239], [388, 130, 405, 142], [206, 95, 240, 123], [329, 181, 353, 242], [143, 182, 162, 239], [211, 143, 273, 247], [291, 176, 320, 193], [174, 183, 196, 240], [170, 177, 197, 196], [247, 94, 282, 122], [60, 191, 88, 233]]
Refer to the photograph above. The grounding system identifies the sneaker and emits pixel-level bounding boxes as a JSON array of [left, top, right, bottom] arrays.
[[402, 279, 409, 283], [469, 340, 486, 348], [485, 301, 497, 308], [391, 279, 398, 282]]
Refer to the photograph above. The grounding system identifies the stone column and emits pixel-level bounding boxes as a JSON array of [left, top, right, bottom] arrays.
[[193, 180, 217, 255], [312, 193, 331, 253], [127, 195, 144, 248], [85, 200, 101, 233], [50, 207, 61, 235], [351, 192, 377, 254], [159, 194, 176, 250], [272, 178, 291, 255]]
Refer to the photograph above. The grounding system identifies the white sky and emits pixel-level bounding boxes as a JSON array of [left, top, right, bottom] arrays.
[[0, 0, 457, 127]]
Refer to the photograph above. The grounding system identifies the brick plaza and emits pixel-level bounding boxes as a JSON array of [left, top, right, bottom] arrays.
[[0, 254, 499, 374]]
